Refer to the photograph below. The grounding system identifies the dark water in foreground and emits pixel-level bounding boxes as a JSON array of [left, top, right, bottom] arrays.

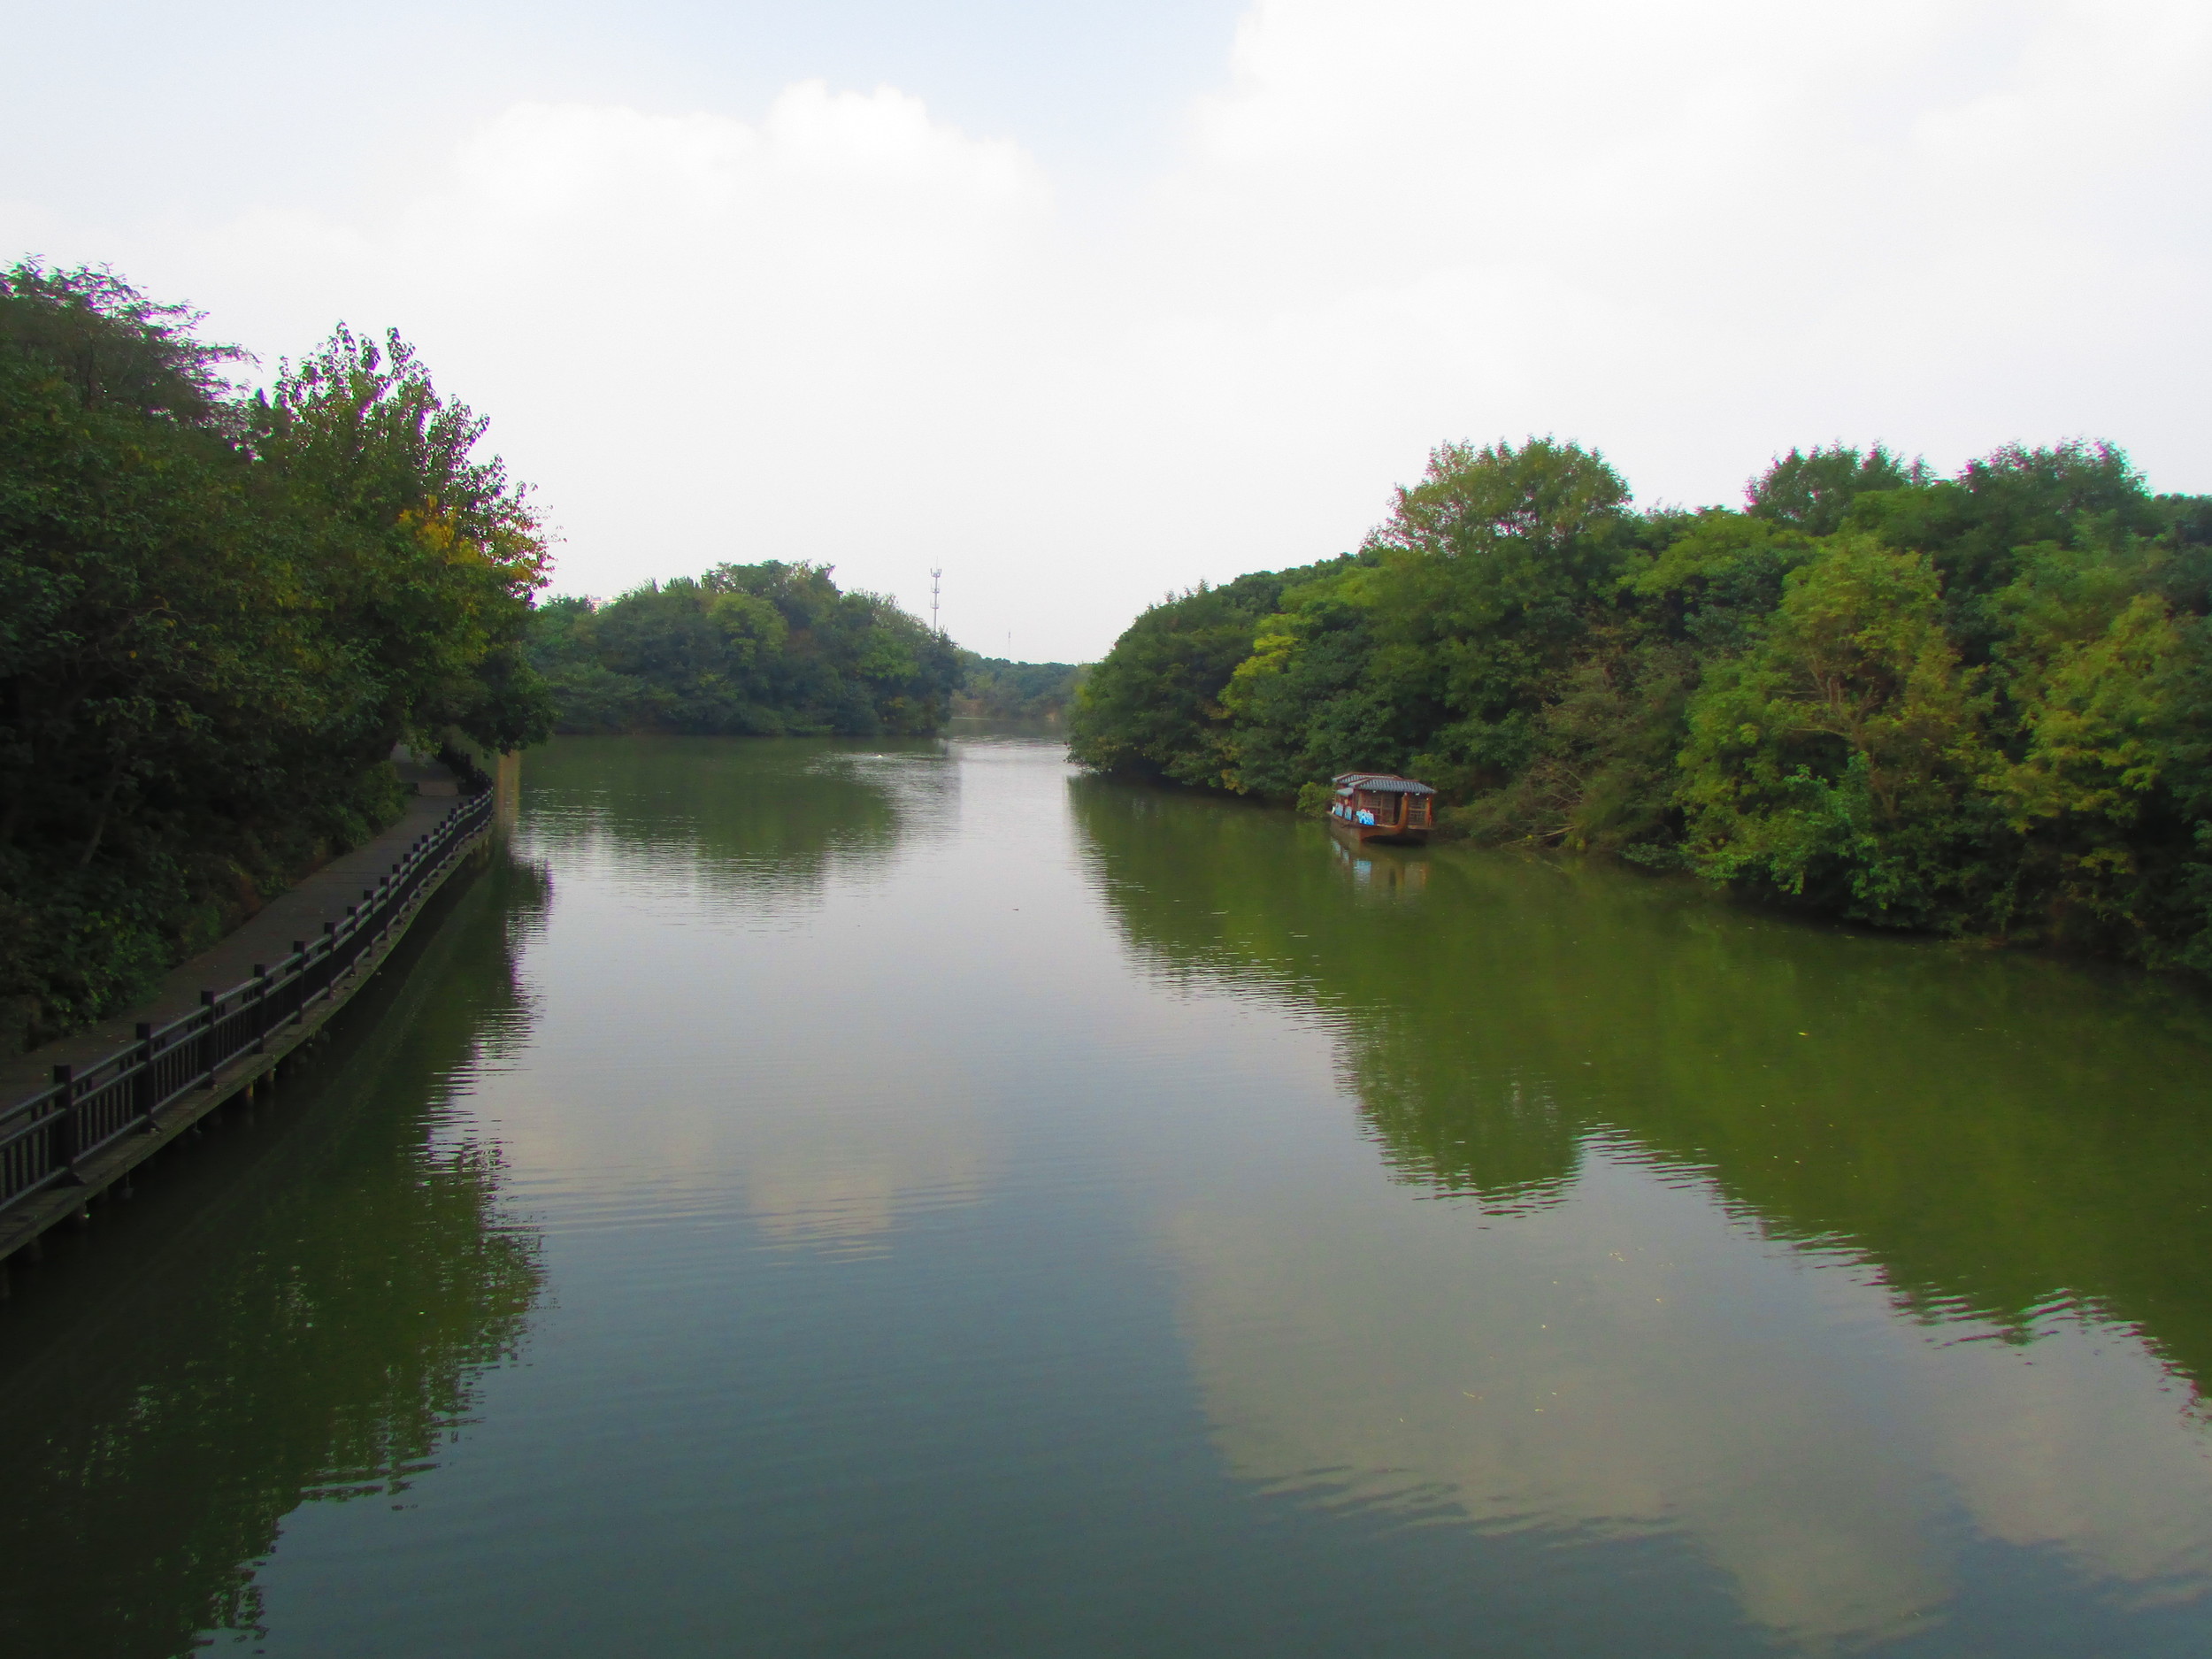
[[6, 731, 2212, 1656]]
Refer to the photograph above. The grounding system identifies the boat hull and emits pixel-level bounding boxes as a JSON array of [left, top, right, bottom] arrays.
[[1327, 814, 1430, 848]]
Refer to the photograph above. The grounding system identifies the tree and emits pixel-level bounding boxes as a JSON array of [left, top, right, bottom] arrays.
[[1066, 571, 1293, 786], [250, 326, 555, 758], [0, 265, 559, 1048], [952, 656, 1084, 720], [1846, 441, 2162, 607], [1363, 438, 1635, 791], [1071, 430, 2212, 979], [526, 561, 959, 738], [1219, 561, 1394, 797], [1678, 538, 1993, 927], [1747, 444, 1928, 536], [0, 260, 246, 423]]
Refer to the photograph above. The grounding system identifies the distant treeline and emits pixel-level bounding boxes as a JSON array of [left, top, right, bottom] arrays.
[[951, 655, 1083, 721], [529, 565, 960, 736], [1069, 438, 2212, 973], [0, 264, 552, 1050]]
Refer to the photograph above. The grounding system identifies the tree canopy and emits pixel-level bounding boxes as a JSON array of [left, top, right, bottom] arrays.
[[0, 263, 552, 1048], [1069, 436, 2212, 975], [951, 654, 1082, 721], [528, 562, 958, 737]]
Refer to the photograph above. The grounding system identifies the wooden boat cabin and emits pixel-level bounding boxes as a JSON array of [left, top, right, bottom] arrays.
[[1325, 772, 1436, 845]]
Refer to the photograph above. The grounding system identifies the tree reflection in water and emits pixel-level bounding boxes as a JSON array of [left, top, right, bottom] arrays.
[[503, 733, 984, 1257], [0, 849, 550, 1659], [1074, 774, 2212, 1375], [516, 733, 956, 922], [1073, 774, 2212, 1643]]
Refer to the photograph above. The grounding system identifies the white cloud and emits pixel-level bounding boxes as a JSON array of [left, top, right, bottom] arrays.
[[12, 0, 2209, 658]]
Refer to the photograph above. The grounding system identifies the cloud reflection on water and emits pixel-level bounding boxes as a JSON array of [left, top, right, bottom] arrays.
[[1164, 1140, 2212, 1647], [1071, 775, 2212, 1647], [500, 736, 995, 1255]]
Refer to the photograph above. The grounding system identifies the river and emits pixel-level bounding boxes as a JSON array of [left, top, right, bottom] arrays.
[[5, 731, 2212, 1656]]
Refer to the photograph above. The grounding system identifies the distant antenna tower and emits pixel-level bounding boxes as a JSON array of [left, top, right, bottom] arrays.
[[930, 568, 943, 636]]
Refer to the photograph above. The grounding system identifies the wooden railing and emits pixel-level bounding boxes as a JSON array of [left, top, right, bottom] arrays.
[[0, 790, 493, 1222]]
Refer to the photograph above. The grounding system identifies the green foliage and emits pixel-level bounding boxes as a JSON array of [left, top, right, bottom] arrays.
[[1073, 439, 1642, 799], [1678, 539, 1993, 927], [0, 262, 552, 1048], [953, 655, 1084, 720], [1448, 628, 1697, 854], [249, 325, 556, 756], [1360, 438, 1638, 792], [1846, 441, 2165, 613], [1625, 509, 1816, 650], [1220, 558, 1393, 796], [528, 563, 958, 737], [1747, 442, 1928, 535], [1976, 534, 2212, 956], [1065, 568, 1294, 786], [1073, 433, 2212, 976]]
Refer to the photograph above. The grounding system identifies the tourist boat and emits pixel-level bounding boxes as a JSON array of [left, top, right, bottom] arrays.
[[1325, 772, 1436, 845]]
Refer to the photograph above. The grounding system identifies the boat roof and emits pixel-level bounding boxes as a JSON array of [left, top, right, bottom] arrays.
[[1333, 772, 1436, 795]]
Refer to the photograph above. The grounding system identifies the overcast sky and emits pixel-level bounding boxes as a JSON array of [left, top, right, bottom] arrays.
[[7, 1, 2208, 661]]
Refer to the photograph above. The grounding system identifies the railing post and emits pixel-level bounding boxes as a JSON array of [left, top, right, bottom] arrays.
[[198, 989, 218, 1086], [252, 964, 270, 1050], [51, 1063, 81, 1177], [134, 1023, 157, 1127]]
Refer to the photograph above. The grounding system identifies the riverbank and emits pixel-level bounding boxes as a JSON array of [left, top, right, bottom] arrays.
[[0, 770, 500, 1278], [0, 767, 469, 1097], [1068, 439, 2212, 978]]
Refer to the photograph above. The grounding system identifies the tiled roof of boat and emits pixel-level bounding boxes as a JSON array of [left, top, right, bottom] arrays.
[[1332, 772, 1436, 794]]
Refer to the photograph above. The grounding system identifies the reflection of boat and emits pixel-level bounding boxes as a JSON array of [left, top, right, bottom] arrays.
[[1330, 835, 1430, 893], [1325, 772, 1436, 845]]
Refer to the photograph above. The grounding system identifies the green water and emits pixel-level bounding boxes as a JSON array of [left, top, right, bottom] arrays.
[[5, 732, 2212, 1656]]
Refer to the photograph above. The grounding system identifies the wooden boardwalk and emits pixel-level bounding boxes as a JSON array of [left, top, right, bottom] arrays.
[[0, 784, 498, 1287]]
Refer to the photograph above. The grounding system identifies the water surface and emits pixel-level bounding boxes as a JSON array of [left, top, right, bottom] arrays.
[[5, 732, 2211, 1656]]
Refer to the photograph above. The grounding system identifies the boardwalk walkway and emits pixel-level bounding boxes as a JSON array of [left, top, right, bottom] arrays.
[[0, 764, 498, 1274], [0, 768, 470, 1104]]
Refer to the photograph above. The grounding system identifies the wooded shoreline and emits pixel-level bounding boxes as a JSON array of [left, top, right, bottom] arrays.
[[1068, 438, 2212, 979]]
